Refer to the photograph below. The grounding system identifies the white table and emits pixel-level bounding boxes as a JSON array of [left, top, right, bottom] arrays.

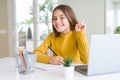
[[0, 57, 120, 80]]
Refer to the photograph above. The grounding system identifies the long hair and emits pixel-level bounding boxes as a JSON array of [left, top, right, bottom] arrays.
[[52, 4, 78, 37]]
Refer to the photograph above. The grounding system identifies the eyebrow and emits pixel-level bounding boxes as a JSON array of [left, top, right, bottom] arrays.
[[53, 15, 65, 18]]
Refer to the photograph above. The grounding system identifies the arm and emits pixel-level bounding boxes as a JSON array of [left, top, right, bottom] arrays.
[[76, 30, 89, 64], [34, 45, 63, 64], [33, 33, 63, 64], [33, 33, 52, 63]]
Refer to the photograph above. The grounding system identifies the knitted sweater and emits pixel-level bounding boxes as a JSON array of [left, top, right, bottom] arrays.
[[33, 30, 89, 64]]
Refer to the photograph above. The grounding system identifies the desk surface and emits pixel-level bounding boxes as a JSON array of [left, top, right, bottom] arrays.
[[0, 57, 120, 80]]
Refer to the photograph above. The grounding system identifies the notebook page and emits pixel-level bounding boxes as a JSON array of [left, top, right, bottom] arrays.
[[35, 62, 63, 71]]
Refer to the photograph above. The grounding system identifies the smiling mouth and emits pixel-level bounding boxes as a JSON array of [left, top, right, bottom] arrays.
[[56, 24, 64, 28], [56, 25, 64, 29]]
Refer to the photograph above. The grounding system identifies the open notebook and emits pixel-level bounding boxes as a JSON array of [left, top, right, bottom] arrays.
[[35, 62, 63, 71], [35, 62, 86, 71]]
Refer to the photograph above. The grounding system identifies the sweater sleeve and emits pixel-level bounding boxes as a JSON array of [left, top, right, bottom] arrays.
[[33, 33, 53, 64], [76, 30, 89, 64]]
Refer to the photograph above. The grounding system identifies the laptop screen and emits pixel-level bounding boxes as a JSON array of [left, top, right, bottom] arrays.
[[75, 34, 120, 76]]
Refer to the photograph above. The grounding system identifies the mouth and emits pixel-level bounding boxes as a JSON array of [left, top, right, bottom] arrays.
[[55, 24, 64, 31], [56, 24, 64, 28]]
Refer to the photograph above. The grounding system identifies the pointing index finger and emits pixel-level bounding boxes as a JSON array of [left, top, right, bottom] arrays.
[[80, 18, 85, 24]]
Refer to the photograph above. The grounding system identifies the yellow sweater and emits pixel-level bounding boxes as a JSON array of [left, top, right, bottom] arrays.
[[33, 30, 89, 64]]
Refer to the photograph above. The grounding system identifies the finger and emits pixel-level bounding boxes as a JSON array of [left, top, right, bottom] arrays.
[[55, 60, 62, 65], [58, 56, 63, 59], [52, 59, 61, 65], [54, 56, 63, 64], [80, 18, 85, 24], [58, 56, 64, 60], [57, 58, 64, 64]]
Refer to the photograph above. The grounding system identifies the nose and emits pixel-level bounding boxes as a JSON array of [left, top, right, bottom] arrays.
[[56, 17, 61, 23]]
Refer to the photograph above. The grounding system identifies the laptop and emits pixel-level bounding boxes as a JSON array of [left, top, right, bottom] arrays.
[[75, 34, 120, 76]]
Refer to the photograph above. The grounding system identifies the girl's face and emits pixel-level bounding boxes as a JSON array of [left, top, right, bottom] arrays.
[[52, 9, 70, 34]]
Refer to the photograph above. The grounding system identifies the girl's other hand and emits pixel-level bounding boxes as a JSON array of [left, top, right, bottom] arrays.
[[75, 19, 86, 31], [45, 49, 53, 56]]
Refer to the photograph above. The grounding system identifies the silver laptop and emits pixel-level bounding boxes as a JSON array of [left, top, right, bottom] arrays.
[[75, 34, 120, 76]]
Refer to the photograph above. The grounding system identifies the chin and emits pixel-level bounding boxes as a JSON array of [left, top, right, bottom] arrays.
[[56, 29, 63, 32]]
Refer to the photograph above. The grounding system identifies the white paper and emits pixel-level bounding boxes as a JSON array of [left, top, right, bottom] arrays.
[[35, 62, 63, 71]]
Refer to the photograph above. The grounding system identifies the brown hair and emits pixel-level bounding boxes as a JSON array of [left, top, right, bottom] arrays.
[[52, 4, 78, 37]]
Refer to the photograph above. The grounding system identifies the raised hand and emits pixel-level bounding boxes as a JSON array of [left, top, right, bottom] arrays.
[[75, 19, 86, 31]]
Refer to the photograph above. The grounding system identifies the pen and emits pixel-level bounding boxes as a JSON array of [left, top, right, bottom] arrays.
[[48, 46, 57, 56], [18, 48, 27, 71]]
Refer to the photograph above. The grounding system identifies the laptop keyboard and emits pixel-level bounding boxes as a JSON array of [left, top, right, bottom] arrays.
[[75, 65, 88, 73]]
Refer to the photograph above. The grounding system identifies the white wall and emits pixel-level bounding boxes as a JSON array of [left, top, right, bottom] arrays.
[[115, 4, 120, 26], [106, 0, 115, 34], [60, 0, 105, 42]]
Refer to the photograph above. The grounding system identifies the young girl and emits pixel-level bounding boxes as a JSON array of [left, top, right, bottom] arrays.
[[33, 4, 89, 65]]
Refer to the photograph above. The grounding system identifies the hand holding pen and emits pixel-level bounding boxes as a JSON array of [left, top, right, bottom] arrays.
[[48, 56, 63, 65], [45, 46, 57, 56], [46, 46, 63, 65], [48, 46, 57, 56]]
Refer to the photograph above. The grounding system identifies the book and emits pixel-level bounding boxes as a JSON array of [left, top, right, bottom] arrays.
[[35, 63, 86, 71]]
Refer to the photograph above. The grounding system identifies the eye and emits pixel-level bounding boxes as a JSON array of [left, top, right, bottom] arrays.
[[52, 17, 57, 21], [60, 16, 65, 20]]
